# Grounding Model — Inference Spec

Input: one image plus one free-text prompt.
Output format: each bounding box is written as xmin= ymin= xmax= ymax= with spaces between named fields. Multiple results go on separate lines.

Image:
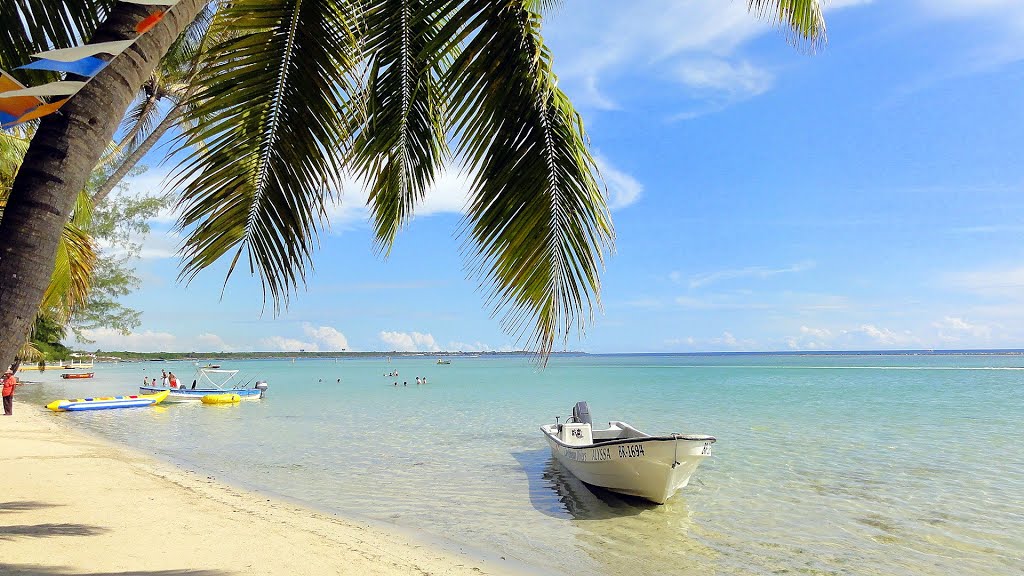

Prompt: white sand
xmin=1 ymin=404 xmax=527 ymax=575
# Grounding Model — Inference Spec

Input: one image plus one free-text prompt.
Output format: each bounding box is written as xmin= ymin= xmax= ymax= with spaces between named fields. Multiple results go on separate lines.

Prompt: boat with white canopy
xmin=140 ymin=367 xmax=268 ymax=403
xmin=541 ymin=401 xmax=716 ymax=504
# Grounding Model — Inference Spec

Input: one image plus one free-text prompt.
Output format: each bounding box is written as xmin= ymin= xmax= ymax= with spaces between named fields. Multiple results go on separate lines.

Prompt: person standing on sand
xmin=2 ymin=368 xmax=18 ymax=415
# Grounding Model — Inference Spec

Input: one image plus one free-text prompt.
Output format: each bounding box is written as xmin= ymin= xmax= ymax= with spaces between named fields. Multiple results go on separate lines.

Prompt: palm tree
xmin=0 ymin=1 xmax=826 ymax=370
xmin=1 ymin=129 xmax=96 ymax=369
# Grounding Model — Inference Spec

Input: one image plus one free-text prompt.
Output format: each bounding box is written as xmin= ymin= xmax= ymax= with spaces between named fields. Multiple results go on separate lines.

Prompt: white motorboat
xmin=141 ymin=367 xmax=268 ymax=403
xmin=541 ymin=402 xmax=716 ymax=504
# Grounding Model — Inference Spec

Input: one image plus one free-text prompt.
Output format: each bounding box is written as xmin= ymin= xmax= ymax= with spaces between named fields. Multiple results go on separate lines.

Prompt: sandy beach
xmin=1 ymin=405 xmax=526 ymax=576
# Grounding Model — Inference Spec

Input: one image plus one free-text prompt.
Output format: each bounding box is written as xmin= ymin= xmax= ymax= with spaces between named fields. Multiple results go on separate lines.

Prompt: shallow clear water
xmin=21 ymin=354 xmax=1024 ymax=575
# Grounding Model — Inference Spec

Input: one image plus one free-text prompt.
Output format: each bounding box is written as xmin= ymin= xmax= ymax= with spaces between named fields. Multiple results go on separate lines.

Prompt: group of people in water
xmin=142 ymin=370 xmax=196 ymax=389
xmin=385 ymin=371 xmax=427 ymax=386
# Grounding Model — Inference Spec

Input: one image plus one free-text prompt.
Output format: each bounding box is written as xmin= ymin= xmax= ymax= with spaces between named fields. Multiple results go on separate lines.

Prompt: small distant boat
xmin=541 ymin=402 xmax=716 ymax=504
xmin=141 ymin=367 xmax=267 ymax=403
xmin=201 ymin=393 xmax=240 ymax=405
xmin=47 ymin=390 xmax=169 ymax=412
xmin=200 ymin=363 xmax=221 ymax=369
xmin=60 ymin=372 xmax=95 ymax=379
xmin=437 ymin=358 xmax=451 ymax=365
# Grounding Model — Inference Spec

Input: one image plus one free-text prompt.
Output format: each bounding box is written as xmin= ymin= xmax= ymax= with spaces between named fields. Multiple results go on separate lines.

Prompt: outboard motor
xmin=571 ymin=401 xmax=592 ymax=425
xmin=255 ymin=380 xmax=269 ymax=398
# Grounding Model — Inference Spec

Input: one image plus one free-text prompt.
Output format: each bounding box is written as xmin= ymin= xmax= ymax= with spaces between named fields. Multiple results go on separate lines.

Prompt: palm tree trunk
xmin=0 ymin=1 xmax=209 ymax=371
xmin=92 ymin=102 xmax=183 ymax=206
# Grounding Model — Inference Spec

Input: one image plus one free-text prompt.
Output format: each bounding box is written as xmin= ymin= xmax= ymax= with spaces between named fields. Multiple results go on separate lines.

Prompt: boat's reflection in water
xmin=515 ymin=449 xmax=716 ymax=575
xmin=540 ymin=456 xmax=658 ymax=519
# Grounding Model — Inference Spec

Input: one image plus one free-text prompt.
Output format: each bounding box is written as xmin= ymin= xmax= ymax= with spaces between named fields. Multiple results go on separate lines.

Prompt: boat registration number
xmin=618 ymin=444 xmax=645 ymax=458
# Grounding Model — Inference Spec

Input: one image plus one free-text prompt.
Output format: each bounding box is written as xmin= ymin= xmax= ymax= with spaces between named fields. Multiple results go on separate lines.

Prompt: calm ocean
xmin=21 ymin=354 xmax=1024 ymax=575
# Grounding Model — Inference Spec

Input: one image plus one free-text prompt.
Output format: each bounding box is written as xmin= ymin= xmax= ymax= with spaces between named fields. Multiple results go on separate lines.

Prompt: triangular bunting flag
xmin=32 ymin=40 xmax=136 ymax=63
xmin=0 ymin=81 xmax=87 ymax=98
xmin=136 ymin=11 xmax=166 ymax=35
xmin=2 ymin=98 xmax=70 ymax=128
xmin=0 ymin=69 xmax=43 ymax=122
xmin=19 ymin=56 xmax=108 ymax=77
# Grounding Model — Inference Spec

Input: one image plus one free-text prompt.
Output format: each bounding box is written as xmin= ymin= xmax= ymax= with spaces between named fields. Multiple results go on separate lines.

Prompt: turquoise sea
xmin=20 ymin=354 xmax=1024 ymax=575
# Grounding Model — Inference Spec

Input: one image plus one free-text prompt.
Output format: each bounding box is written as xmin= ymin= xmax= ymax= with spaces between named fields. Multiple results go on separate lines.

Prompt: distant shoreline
xmin=71 ymin=348 xmax=1024 ymax=362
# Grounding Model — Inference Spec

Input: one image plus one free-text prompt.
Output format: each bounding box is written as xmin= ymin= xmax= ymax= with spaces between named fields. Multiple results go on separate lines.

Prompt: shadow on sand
xmin=0 ymin=501 xmax=62 ymax=514
xmin=0 ymin=523 xmax=108 ymax=541
xmin=0 ymin=566 xmax=230 ymax=576
xmin=511 ymin=449 xmax=659 ymax=520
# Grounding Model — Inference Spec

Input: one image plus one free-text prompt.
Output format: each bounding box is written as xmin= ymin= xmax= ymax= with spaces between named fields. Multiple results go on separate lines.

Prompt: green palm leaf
xmin=40 ymin=190 xmax=96 ymax=321
xmin=350 ymin=0 xmax=450 ymax=253
xmin=748 ymin=0 xmax=827 ymax=50
xmin=173 ymin=0 xmax=360 ymax=310
xmin=440 ymin=0 xmax=613 ymax=357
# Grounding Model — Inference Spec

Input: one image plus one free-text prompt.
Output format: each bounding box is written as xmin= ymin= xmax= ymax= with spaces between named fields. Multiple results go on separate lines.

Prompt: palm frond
xmin=351 ymin=0 xmax=450 ymax=253
xmin=17 ymin=341 xmax=43 ymax=363
xmin=442 ymin=0 xmax=613 ymax=358
xmin=1 ymin=129 xmax=31 ymax=195
xmin=39 ymin=190 xmax=96 ymax=320
xmin=748 ymin=0 xmax=827 ymax=51
xmin=173 ymin=0 xmax=360 ymax=310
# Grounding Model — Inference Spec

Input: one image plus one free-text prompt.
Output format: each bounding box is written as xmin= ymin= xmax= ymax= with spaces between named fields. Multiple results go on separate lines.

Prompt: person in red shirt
xmin=2 ymin=368 xmax=17 ymax=416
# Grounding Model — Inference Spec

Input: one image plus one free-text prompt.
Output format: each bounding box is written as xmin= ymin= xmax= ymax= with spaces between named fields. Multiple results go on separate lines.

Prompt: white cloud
xmin=674 ymin=58 xmax=774 ymax=98
xmin=686 ymin=261 xmax=815 ymax=289
xmin=448 ymin=341 xmax=493 ymax=352
xmin=801 ymin=325 xmax=832 ymax=339
xmin=888 ymin=1 xmax=1024 ymax=96
xmin=72 ymin=329 xmax=256 ymax=353
xmin=75 ymin=328 xmax=180 ymax=351
xmin=595 ymin=154 xmax=643 ymax=210
xmin=196 ymin=332 xmax=235 ymax=352
xmin=850 ymin=324 xmax=918 ymax=347
xmin=545 ymin=0 xmax=865 ymax=112
xmin=931 ymin=316 xmax=992 ymax=342
xmin=135 ymin=229 xmax=180 ymax=260
xmin=260 ymin=336 xmax=319 ymax=352
xmin=379 ymin=331 xmax=441 ymax=352
xmin=302 ymin=324 xmax=350 ymax=351
xmin=666 ymin=331 xmax=756 ymax=351
xmin=784 ymin=325 xmax=834 ymax=350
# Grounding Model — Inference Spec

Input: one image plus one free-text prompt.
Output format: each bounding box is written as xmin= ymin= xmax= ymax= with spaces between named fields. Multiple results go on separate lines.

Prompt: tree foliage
xmin=72 ymin=171 xmax=172 ymax=342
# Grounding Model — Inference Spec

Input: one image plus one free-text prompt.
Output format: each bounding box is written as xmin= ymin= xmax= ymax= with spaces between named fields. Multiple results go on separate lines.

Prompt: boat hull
xmin=60 ymin=372 xmax=94 ymax=379
xmin=47 ymin=390 xmax=169 ymax=412
xmin=542 ymin=426 xmax=715 ymax=504
xmin=139 ymin=386 xmax=262 ymax=403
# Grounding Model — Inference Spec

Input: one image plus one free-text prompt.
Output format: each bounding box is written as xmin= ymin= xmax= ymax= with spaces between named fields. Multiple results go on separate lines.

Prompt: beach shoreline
xmin=1 ymin=405 xmax=529 ymax=576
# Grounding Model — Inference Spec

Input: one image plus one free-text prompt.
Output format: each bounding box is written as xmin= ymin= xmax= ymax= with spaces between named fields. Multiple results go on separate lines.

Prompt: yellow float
xmin=201 ymin=393 xmax=241 ymax=405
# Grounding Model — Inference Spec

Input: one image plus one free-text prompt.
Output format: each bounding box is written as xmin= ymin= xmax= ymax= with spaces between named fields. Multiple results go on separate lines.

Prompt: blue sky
xmin=74 ymin=0 xmax=1024 ymax=354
